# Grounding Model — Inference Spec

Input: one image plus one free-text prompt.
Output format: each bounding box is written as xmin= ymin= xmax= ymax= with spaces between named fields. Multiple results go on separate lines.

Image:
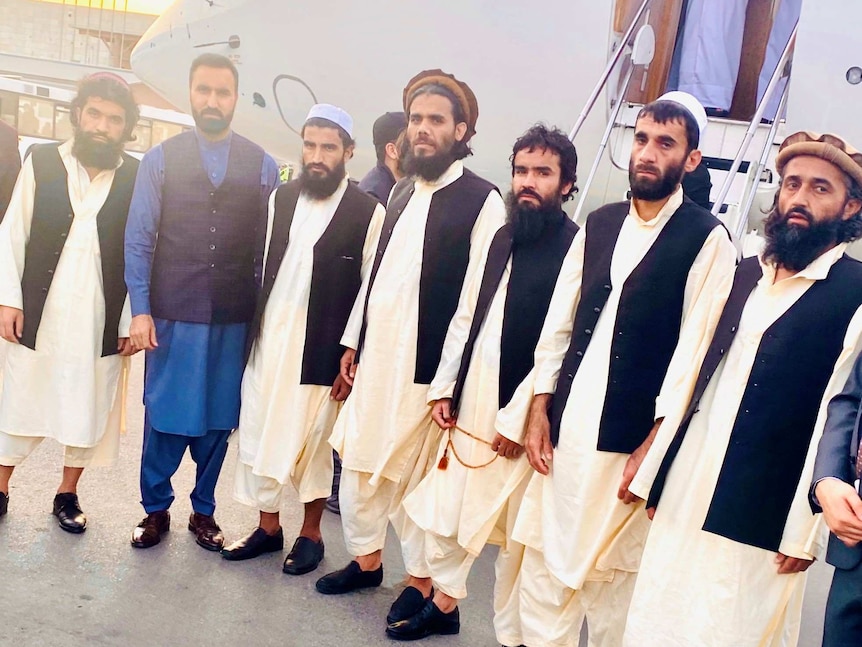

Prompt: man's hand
xmin=525 ymin=394 xmax=553 ymax=475
xmin=0 ymin=306 xmax=23 ymax=344
xmin=618 ymin=420 xmax=661 ymax=504
xmin=117 ymin=337 xmax=138 ymax=356
xmin=775 ymin=552 xmax=815 ymax=574
xmin=492 ymin=433 xmax=524 ymax=459
xmin=340 ymin=348 xmax=357 ymax=386
xmin=815 ymin=478 xmax=862 ymax=547
xmin=330 ymin=373 xmax=352 ymax=401
xmin=129 ymin=314 xmax=158 ymax=351
xmin=431 ymin=398 xmax=456 ymax=430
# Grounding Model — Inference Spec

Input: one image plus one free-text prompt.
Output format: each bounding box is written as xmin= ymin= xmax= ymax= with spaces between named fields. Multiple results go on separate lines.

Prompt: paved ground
xmin=0 ymin=354 xmax=833 ymax=646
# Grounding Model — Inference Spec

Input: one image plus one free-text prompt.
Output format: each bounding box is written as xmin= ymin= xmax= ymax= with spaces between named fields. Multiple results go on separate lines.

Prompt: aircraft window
xmin=152 ymin=120 xmax=184 ymax=146
xmin=0 ymin=91 xmax=18 ymax=129
xmin=54 ymin=105 xmax=73 ymax=141
xmin=18 ymin=97 xmax=53 ymax=137
xmin=127 ymin=119 xmax=153 ymax=153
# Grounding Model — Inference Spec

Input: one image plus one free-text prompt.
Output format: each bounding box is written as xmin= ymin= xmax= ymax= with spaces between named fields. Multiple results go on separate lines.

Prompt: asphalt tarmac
xmin=0 ymin=354 xmax=833 ymax=646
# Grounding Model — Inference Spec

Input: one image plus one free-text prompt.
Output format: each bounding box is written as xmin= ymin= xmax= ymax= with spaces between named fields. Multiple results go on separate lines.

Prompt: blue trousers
xmin=823 ymin=558 xmax=862 ymax=647
xmin=140 ymin=418 xmax=231 ymax=516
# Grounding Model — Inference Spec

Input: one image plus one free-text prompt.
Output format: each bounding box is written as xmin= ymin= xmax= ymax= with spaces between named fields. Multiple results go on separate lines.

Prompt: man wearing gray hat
xmin=358 ymin=111 xmax=407 ymax=204
xmin=220 ymin=104 xmax=385 ymax=573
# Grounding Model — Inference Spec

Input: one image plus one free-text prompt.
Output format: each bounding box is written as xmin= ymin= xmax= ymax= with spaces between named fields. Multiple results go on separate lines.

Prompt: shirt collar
xmin=195 ymin=128 xmax=232 ymax=151
xmin=415 ymin=159 xmax=464 ymax=190
xmin=758 ymin=242 xmax=849 ymax=284
xmin=628 ymin=185 xmax=685 ymax=227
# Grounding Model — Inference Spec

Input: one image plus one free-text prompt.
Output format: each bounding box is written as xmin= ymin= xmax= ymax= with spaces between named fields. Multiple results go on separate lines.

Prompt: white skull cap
xmin=655 ymin=91 xmax=708 ymax=144
xmin=305 ymin=103 xmax=354 ymax=139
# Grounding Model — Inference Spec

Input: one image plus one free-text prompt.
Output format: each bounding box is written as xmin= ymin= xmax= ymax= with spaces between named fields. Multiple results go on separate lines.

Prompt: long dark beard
xmin=72 ymin=129 xmax=123 ymax=170
xmin=505 ymin=190 xmax=565 ymax=245
xmin=403 ymin=146 xmax=456 ymax=182
xmin=762 ymin=207 xmax=848 ymax=271
xmin=299 ymin=160 xmax=346 ymax=200
xmin=193 ymin=107 xmax=234 ymax=135
xmin=629 ymin=157 xmax=686 ymax=202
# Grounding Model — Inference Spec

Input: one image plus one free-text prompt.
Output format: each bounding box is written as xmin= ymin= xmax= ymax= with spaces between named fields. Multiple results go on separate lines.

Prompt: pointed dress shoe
xmin=188 ymin=512 xmax=224 ymax=551
xmin=131 ymin=510 xmax=171 ymax=548
xmin=0 ymin=492 xmax=8 ymax=518
xmin=387 ymin=586 xmax=434 ymax=625
xmin=221 ymin=527 xmax=284 ymax=561
xmin=282 ymin=536 xmax=325 ymax=575
xmin=385 ymin=600 xmax=460 ymax=641
xmin=52 ymin=493 xmax=86 ymax=533
xmin=316 ymin=560 xmax=383 ymax=594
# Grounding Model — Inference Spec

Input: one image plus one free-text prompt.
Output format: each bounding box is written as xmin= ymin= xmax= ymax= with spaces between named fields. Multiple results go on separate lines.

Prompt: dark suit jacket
xmin=0 ymin=120 xmax=21 ymax=223
xmin=811 ymin=350 xmax=862 ymax=569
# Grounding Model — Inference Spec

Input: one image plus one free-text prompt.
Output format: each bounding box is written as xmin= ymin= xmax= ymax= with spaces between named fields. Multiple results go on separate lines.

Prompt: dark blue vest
xmin=151 ymin=131 xmax=266 ymax=324
xmin=21 ymin=143 xmax=138 ymax=356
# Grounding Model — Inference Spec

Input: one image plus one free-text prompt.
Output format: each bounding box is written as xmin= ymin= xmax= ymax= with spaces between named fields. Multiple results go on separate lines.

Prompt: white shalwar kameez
xmin=623 ymin=244 xmax=862 ymax=647
xmin=501 ymin=188 xmax=737 ymax=647
xmin=232 ymin=179 xmax=385 ymax=511
xmin=403 ymin=253 xmax=535 ymax=647
xmin=0 ymin=140 xmax=130 ymax=468
xmin=331 ymin=160 xmax=505 ymax=575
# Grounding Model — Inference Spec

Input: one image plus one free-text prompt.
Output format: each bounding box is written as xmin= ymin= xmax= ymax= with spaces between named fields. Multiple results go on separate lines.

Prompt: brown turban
xmin=402 ymin=69 xmax=479 ymax=141
xmin=776 ymin=131 xmax=862 ymax=188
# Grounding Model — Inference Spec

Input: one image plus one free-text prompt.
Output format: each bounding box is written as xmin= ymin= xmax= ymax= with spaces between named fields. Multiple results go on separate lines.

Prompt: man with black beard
xmin=125 ymin=54 xmax=279 ymax=551
xmin=0 ymin=72 xmax=140 ymax=529
xmin=394 ymin=125 xmax=579 ymax=642
xmin=220 ymin=105 xmax=384 ymax=574
xmin=500 ymin=92 xmax=737 ymax=647
xmin=316 ymin=69 xmax=506 ymax=632
xmin=622 ymin=131 xmax=862 ymax=646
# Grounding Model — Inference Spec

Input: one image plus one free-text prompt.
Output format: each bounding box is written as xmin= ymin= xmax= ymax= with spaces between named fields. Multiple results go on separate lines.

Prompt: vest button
xmin=210 ymin=244 xmax=216 ymax=250
xmin=210 ymin=227 xmax=216 ymax=233
xmin=60 ymin=232 xmax=67 ymax=238
xmin=41 ymin=287 xmax=47 ymax=292
xmin=210 ymin=264 xmax=215 ymax=268
xmin=47 ymin=269 xmax=53 ymax=275
xmin=54 ymin=251 xmax=60 ymax=256
xmin=567 ymin=373 xmax=574 ymax=380
xmin=719 ymin=348 xmax=725 ymax=355
xmin=212 ymin=209 xmax=217 ymax=214
xmin=68 ymin=213 xmax=73 ymax=219
xmin=604 ymin=284 xmax=611 ymax=290
xmin=576 ymin=351 xmax=584 ymax=357
xmin=730 ymin=326 xmax=737 ymax=333
xmin=593 ymin=307 xmax=600 ymax=313
xmin=585 ymin=329 xmax=592 ymax=335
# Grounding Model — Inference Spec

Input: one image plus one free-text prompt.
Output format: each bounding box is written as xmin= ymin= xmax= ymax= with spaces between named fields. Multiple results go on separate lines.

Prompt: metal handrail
xmin=568 ymin=0 xmax=654 ymax=142
xmin=734 ymin=82 xmax=791 ymax=240
xmin=710 ymin=23 xmax=798 ymax=219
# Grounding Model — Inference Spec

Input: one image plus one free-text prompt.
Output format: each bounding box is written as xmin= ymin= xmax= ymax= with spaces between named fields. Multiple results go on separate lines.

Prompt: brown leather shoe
xmin=131 ymin=510 xmax=170 ymax=548
xmin=188 ymin=512 xmax=224 ymax=551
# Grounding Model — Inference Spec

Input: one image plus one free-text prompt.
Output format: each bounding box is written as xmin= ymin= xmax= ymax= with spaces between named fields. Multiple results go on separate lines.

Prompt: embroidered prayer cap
xmin=776 ymin=131 xmax=862 ymax=187
xmin=655 ymin=91 xmax=709 ymax=142
xmin=403 ymin=69 xmax=479 ymax=141
xmin=372 ymin=111 xmax=407 ymax=146
xmin=305 ymin=103 xmax=354 ymax=139
xmin=84 ymin=71 xmax=131 ymax=90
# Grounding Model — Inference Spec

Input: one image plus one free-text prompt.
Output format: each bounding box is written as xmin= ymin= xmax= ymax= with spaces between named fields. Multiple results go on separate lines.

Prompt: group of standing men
xmin=0 ymin=51 xmax=860 ymax=647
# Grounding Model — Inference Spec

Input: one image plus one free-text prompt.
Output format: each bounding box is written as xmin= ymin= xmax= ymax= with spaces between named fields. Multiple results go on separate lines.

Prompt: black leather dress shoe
xmin=0 ymin=492 xmax=8 ymax=518
xmin=282 ymin=536 xmax=324 ymax=575
xmin=385 ymin=600 xmax=460 ymax=641
xmin=387 ymin=586 xmax=433 ymax=625
xmin=315 ymin=560 xmax=383 ymax=594
xmin=221 ymin=527 xmax=284 ymax=561
xmin=52 ymin=493 xmax=86 ymax=533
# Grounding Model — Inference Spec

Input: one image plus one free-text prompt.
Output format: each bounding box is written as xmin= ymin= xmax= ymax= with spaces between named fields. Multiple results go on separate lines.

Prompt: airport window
xmin=54 ymin=105 xmax=73 ymax=141
xmin=18 ymin=97 xmax=54 ymax=138
xmin=0 ymin=91 xmax=18 ymax=129
xmin=128 ymin=119 xmax=153 ymax=152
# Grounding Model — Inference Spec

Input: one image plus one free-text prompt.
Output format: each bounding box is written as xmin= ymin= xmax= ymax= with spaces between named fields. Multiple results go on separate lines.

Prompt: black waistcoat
xmin=549 ymin=199 xmax=721 ymax=452
xmin=355 ymin=167 xmax=498 ymax=385
xmin=647 ymin=255 xmax=862 ymax=552
xmin=20 ymin=143 xmax=138 ymax=356
xmin=451 ymin=216 xmax=579 ymax=412
xmin=247 ymin=180 xmax=379 ymax=385
xmin=151 ymin=131 xmax=266 ymax=324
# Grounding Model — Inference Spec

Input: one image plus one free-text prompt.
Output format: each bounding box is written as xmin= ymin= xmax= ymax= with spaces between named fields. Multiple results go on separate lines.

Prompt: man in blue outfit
xmin=125 ymin=53 xmax=279 ymax=550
